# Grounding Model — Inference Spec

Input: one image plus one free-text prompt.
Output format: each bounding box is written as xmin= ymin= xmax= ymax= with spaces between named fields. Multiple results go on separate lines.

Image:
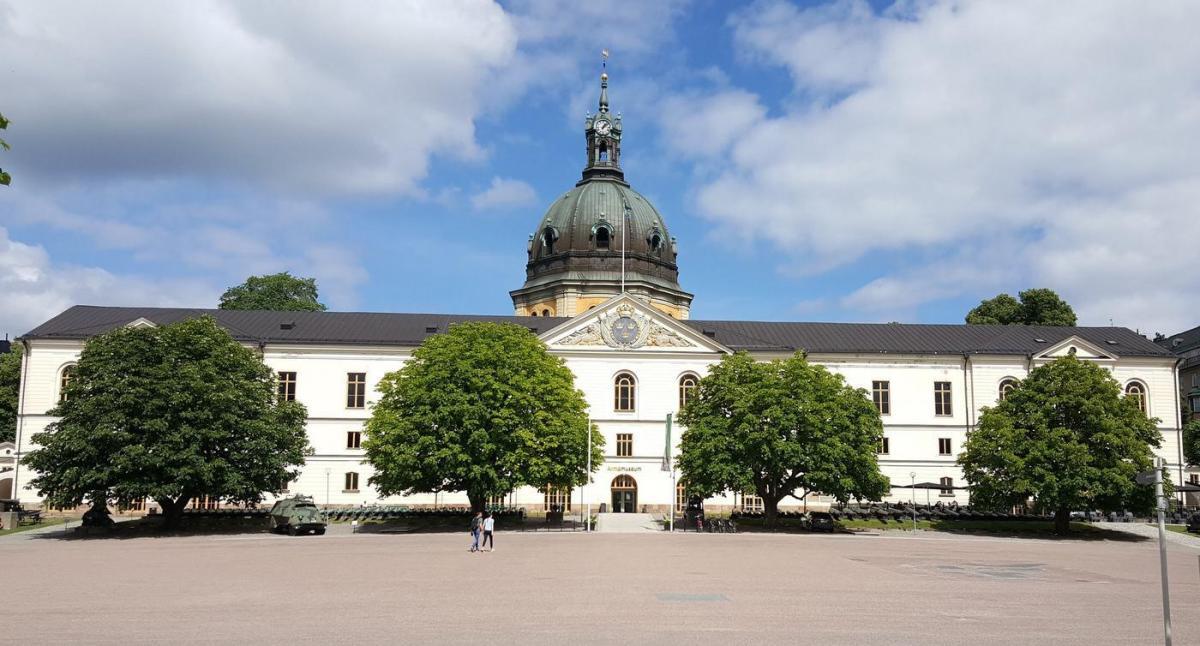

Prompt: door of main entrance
xmin=610 ymin=475 xmax=638 ymax=513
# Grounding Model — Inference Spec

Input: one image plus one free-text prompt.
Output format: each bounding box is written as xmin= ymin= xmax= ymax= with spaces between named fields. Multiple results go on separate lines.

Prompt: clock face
xmin=595 ymin=119 xmax=611 ymax=135
xmin=611 ymin=316 xmax=639 ymax=344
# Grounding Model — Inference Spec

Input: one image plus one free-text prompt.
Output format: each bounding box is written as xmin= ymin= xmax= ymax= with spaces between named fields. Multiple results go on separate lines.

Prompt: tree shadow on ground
xmin=32 ymin=516 xmax=276 ymax=541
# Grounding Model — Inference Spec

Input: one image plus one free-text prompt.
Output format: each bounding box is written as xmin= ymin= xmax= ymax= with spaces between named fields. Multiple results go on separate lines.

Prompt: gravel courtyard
xmin=4 ymin=526 xmax=1199 ymax=645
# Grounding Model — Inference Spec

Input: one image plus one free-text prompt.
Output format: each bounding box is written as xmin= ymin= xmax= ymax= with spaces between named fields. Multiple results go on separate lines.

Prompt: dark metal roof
xmin=19 ymin=305 xmax=1175 ymax=358
xmin=1158 ymin=324 xmax=1200 ymax=354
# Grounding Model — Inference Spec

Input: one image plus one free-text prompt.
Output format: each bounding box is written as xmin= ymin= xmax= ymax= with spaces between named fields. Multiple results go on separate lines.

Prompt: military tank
xmin=268 ymin=495 xmax=326 ymax=536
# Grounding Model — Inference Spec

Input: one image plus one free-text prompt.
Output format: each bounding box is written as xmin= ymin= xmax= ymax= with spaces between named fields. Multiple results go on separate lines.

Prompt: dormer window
xmin=541 ymin=226 xmax=559 ymax=255
xmin=594 ymin=224 xmax=612 ymax=250
xmin=647 ymin=228 xmax=664 ymax=253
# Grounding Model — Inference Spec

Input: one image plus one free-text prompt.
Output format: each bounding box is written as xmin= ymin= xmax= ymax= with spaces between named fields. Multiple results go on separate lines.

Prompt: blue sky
xmin=2 ymin=0 xmax=1198 ymax=338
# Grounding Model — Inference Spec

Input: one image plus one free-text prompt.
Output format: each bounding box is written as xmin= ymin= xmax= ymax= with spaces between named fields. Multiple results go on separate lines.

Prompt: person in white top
xmin=482 ymin=513 xmax=495 ymax=552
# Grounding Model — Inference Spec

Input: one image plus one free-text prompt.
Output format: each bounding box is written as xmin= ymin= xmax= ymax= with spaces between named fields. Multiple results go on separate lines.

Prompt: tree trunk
xmin=157 ymin=496 xmax=191 ymax=530
xmin=763 ymin=496 xmax=780 ymax=529
xmin=467 ymin=491 xmax=485 ymax=514
xmin=1053 ymin=506 xmax=1071 ymax=535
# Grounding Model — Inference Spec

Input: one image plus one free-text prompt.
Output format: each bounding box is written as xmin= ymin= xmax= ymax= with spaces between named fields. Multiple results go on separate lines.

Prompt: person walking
xmin=469 ymin=511 xmax=483 ymax=553
xmin=482 ymin=511 xmax=495 ymax=552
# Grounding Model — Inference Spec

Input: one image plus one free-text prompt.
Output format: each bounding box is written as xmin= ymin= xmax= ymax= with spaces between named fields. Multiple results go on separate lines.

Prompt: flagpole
xmin=586 ymin=418 xmax=592 ymax=532
xmin=620 ymin=199 xmax=631 ymax=293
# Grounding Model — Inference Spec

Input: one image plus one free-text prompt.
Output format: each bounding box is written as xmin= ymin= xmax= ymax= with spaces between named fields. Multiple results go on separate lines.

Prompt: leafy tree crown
xmin=23 ymin=316 xmax=310 ymax=511
xmin=959 ymin=354 xmax=1159 ymax=515
xmin=218 ymin=272 xmax=327 ymax=311
xmin=363 ymin=322 xmax=601 ymax=509
xmin=966 ymin=288 xmax=1076 ymax=326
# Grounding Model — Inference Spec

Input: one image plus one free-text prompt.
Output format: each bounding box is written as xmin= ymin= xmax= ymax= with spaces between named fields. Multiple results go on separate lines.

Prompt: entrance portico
xmin=610 ymin=474 xmax=638 ymax=513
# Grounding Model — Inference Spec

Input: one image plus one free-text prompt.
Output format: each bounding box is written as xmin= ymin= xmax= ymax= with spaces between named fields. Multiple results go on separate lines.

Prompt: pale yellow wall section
xmin=518 ymin=294 xmax=687 ymax=319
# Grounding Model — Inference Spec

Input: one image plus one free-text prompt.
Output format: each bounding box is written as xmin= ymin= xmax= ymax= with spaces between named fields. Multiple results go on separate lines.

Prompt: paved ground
xmin=4 ymin=526 xmax=1200 ymax=645
xmin=1095 ymin=521 xmax=1200 ymax=548
xmin=593 ymin=512 xmax=659 ymax=533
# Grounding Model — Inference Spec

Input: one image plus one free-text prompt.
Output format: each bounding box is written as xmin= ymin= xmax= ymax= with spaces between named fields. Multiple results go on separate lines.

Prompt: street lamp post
xmin=324 ymin=467 xmax=331 ymax=509
xmin=910 ymin=472 xmax=917 ymax=531
xmin=586 ymin=418 xmax=592 ymax=532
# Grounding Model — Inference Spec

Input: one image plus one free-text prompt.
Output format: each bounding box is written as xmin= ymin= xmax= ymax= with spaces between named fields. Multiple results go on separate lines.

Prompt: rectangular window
xmin=543 ymin=486 xmax=571 ymax=512
xmin=938 ymin=437 xmax=952 ymax=456
xmin=742 ymin=491 xmax=764 ymax=514
xmin=191 ymin=496 xmax=220 ymax=510
xmin=872 ymin=380 xmax=890 ymax=415
xmin=277 ymin=371 xmax=296 ymax=402
xmin=879 ymin=437 xmax=890 ymax=455
xmin=939 ymin=477 xmax=954 ymax=496
xmin=1190 ymin=474 xmax=1199 ymax=486
xmin=346 ymin=431 xmax=362 ymax=449
xmin=347 ymin=372 xmax=366 ymax=409
xmin=344 ymin=472 xmax=359 ymax=493
xmin=675 ymin=484 xmax=688 ymax=513
xmin=934 ymin=381 xmax=953 ymax=416
xmin=487 ymin=494 xmax=508 ymax=508
xmin=616 ymin=433 xmax=633 ymax=457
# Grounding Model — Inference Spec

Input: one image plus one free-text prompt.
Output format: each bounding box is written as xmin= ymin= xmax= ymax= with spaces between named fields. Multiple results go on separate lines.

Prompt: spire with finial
xmin=599 ymin=49 xmax=609 ymax=113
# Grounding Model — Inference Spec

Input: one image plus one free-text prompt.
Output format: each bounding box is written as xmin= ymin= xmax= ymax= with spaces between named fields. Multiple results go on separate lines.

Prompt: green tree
xmin=966 ymin=288 xmax=1077 ymax=326
xmin=364 ymin=322 xmax=601 ymax=512
xmin=23 ymin=317 xmax=309 ymax=528
xmin=958 ymin=355 xmax=1159 ymax=534
xmin=1 ymin=111 xmax=11 ymax=186
xmin=0 ymin=344 xmax=22 ymax=443
xmin=218 ymin=272 xmax=327 ymax=311
xmin=1183 ymin=419 xmax=1200 ymax=467
xmin=677 ymin=351 xmax=889 ymax=528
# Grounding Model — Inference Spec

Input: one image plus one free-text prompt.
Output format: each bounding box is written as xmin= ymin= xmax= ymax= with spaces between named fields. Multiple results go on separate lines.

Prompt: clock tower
xmin=510 ymin=64 xmax=693 ymax=319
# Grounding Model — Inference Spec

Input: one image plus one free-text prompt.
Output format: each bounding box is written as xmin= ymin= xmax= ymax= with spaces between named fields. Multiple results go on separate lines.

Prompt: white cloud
xmin=470 ymin=177 xmax=538 ymax=212
xmin=0 ymin=228 xmax=216 ymax=338
xmin=687 ymin=0 xmax=1200 ymax=332
xmin=0 ymin=0 xmax=516 ymax=196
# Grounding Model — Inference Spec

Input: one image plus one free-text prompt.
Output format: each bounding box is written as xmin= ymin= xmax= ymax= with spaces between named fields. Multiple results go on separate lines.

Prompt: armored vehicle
xmin=268 ymin=495 xmax=326 ymax=536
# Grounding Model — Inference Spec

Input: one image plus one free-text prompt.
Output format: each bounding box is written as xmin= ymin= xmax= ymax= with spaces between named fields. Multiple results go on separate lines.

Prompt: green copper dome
xmin=529 ymin=178 xmax=675 ymax=262
xmin=511 ymin=66 xmax=692 ymax=318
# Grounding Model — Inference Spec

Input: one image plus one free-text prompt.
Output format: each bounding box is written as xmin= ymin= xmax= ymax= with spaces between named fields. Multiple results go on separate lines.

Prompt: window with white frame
xmin=879 ymin=436 xmax=890 ymax=455
xmin=59 ymin=365 xmax=77 ymax=403
xmin=542 ymin=485 xmax=571 ymax=512
xmin=938 ymin=438 xmax=952 ymax=455
xmin=678 ymin=374 xmax=698 ymax=409
xmin=344 ymin=472 xmax=360 ymax=492
xmin=614 ymin=372 xmax=636 ymax=412
xmin=346 ymin=431 xmax=362 ymax=449
xmin=939 ymin=477 xmax=954 ymax=496
xmin=1125 ymin=381 xmax=1147 ymax=415
xmin=742 ymin=491 xmax=764 ymax=513
xmin=999 ymin=378 xmax=1018 ymax=402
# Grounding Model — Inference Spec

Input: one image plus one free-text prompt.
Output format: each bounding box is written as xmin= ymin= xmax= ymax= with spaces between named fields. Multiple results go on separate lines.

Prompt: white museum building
xmin=4 ymin=71 xmax=1191 ymax=513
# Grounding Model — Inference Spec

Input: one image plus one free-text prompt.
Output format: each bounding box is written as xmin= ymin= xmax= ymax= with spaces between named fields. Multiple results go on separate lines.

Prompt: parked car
xmin=268 ymin=496 xmax=326 ymax=536
xmin=1187 ymin=512 xmax=1200 ymax=534
xmin=806 ymin=511 xmax=835 ymax=532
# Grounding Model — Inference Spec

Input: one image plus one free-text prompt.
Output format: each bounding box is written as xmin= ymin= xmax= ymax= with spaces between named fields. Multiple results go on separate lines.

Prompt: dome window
xmin=541 ymin=226 xmax=559 ymax=255
xmin=647 ymin=228 xmax=664 ymax=253
xmin=593 ymin=223 xmax=613 ymax=250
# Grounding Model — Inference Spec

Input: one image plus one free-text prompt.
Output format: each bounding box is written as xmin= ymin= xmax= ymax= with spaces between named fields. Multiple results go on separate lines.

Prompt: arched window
xmin=595 ymin=226 xmax=611 ymax=250
xmin=1125 ymin=381 xmax=1147 ymax=414
xmin=999 ymin=378 xmax=1019 ymax=402
xmin=647 ymin=228 xmax=664 ymax=253
xmin=614 ymin=372 xmax=636 ymax=412
xmin=530 ymin=311 xmax=538 ymax=317
xmin=678 ymin=374 xmax=698 ymax=409
xmin=59 ymin=365 xmax=77 ymax=403
xmin=542 ymin=309 xmax=551 ymax=317
xmin=541 ymin=226 xmax=558 ymax=255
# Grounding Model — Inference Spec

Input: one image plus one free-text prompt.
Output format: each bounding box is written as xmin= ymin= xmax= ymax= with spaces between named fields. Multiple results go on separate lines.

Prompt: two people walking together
xmin=469 ymin=511 xmax=495 ymax=553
